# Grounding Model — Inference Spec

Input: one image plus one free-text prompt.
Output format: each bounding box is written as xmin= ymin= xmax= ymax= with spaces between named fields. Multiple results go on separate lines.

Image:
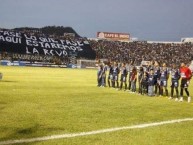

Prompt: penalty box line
xmin=0 ymin=118 xmax=193 ymax=145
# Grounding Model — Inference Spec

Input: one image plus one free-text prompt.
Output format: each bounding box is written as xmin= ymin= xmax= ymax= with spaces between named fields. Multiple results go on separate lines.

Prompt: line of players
xmin=97 ymin=61 xmax=192 ymax=103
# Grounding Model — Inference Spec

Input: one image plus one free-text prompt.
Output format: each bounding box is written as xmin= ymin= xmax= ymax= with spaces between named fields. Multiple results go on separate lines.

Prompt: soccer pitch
xmin=0 ymin=66 xmax=193 ymax=145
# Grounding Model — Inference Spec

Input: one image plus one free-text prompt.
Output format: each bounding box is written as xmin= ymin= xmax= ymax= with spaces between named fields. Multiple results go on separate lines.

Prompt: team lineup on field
xmin=97 ymin=61 xmax=192 ymax=103
xmin=1 ymin=66 xmax=193 ymax=145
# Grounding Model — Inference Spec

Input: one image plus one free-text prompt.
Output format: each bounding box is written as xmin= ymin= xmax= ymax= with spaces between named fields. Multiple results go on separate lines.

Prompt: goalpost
xmin=77 ymin=59 xmax=97 ymax=69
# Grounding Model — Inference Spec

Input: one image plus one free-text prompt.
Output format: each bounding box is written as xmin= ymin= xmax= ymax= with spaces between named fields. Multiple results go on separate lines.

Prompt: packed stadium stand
xmin=89 ymin=40 xmax=193 ymax=66
xmin=1 ymin=27 xmax=193 ymax=67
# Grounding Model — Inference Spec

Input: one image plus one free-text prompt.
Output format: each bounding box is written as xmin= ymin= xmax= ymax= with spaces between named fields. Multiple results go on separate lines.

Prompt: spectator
xmin=89 ymin=40 xmax=193 ymax=66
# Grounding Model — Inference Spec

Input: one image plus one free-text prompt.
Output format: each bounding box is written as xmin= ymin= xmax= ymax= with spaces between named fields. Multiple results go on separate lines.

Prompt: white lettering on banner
xmin=97 ymin=32 xmax=130 ymax=40
xmin=39 ymin=42 xmax=45 ymax=47
xmin=25 ymin=38 xmax=85 ymax=49
xmin=63 ymin=45 xmax=70 ymax=50
xmin=63 ymin=50 xmax=68 ymax=56
xmin=105 ymin=33 xmax=119 ymax=38
xmin=39 ymin=37 xmax=58 ymax=43
xmin=24 ymin=34 xmax=83 ymax=50
xmin=0 ymin=35 xmax=5 ymax=41
xmin=30 ymin=41 xmax=38 ymax=47
xmin=43 ymin=49 xmax=50 ymax=55
xmin=47 ymin=38 xmax=58 ymax=43
xmin=66 ymin=40 xmax=73 ymax=46
xmin=55 ymin=50 xmax=63 ymax=56
xmin=39 ymin=37 xmax=47 ymax=42
xmin=5 ymin=37 xmax=12 ymax=42
xmin=0 ymin=31 xmax=21 ymax=37
xmin=120 ymin=34 xmax=129 ymax=39
xmin=33 ymin=48 xmax=39 ymax=54
xmin=50 ymin=50 xmax=54 ymax=56
xmin=26 ymin=47 xmax=40 ymax=54
xmin=69 ymin=40 xmax=77 ymax=46
xmin=60 ymin=40 xmax=83 ymax=47
xmin=26 ymin=40 xmax=32 ymax=46
xmin=26 ymin=47 xmax=31 ymax=54
xmin=50 ymin=43 xmax=58 ymax=49
xmin=44 ymin=43 xmax=51 ymax=48
xmin=0 ymin=30 xmax=96 ymax=58
xmin=24 ymin=34 xmax=37 ymax=40
xmin=0 ymin=35 xmax=22 ymax=44
xmin=105 ymin=33 xmax=128 ymax=38
xmin=26 ymin=47 xmax=68 ymax=57
xmin=69 ymin=46 xmax=76 ymax=52
xmin=60 ymin=40 xmax=66 ymax=45
xmin=56 ymin=44 xmax=63 ymax=49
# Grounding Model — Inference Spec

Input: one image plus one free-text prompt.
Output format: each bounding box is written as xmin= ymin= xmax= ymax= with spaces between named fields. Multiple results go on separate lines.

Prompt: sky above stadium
xmin=0 ymin=0 xmax=193 ymax=41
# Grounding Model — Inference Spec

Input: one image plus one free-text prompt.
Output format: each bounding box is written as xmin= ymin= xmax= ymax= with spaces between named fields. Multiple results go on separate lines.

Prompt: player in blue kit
xmin=154 ymin=61 xmax=161 ymax=96
xmin=141 ymin=71 xmax=149 ymax=95
xmin=128 ymin=61 xmax=134 ymax=91
xmin=159 ymin=63 xmax=169 ymax=97
xmin=169 ymin=64 xmax=181 ymax=101
xmin=112 ymin=62 xmax=120 ymax=88
xmin=107 ymin=62 xmax=114 ymax=88
xmin=97 ymin=64 xmax=103 ymax=87
xmin=101 ymin=62 xmax=108 ymax=87
xmin=119 ymin=63 xmax=128 ymax=91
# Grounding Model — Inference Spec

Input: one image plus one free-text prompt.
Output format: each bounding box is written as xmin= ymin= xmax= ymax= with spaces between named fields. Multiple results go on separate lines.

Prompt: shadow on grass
xmin=0 ymin=80 xmax=18 ymax=83
xmin=0 ymin=124 xmax=40 ymax=142
xmin=0 ymin=124 xmax=66 ymax=143
xmin=17 ymin=127 xmax=37 ymax=135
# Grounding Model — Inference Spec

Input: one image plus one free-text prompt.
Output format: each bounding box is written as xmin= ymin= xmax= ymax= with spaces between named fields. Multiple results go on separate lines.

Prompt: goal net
xmin=77 ymin=59 xmax=97 ymax=68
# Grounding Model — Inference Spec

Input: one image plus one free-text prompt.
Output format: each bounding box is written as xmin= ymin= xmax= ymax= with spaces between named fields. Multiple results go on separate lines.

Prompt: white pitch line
xmin=1 ymin=118 xmax=193 ymax=145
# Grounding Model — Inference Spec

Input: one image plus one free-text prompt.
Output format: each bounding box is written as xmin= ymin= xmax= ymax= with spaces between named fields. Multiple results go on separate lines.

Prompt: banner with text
xmin=97 ymin=32 xmax=130 ymax=41
xmin=0 ymin=30 xmax=96 ymax=60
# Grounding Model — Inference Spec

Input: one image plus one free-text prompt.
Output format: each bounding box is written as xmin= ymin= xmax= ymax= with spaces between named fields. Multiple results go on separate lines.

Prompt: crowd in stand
xmin=89 ymin=40 xmax=193 ymax=66
xmin=1 ymin=28 xmax=193 ymax=67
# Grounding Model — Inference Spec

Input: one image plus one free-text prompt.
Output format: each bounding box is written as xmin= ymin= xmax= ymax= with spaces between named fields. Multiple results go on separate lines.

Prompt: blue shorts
xmin=113 ymin=75 xmax=118 ymax=81
xmin=160 ymin=80 xmax=167 ymax=87
xmin=171 ymin=81 xmax=178 ymax=88
xmin=120 ymin=75 xmax=127 ymax=82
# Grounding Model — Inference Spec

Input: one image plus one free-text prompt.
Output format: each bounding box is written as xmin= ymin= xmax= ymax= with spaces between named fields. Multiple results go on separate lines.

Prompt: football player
xmin=159 ymin=63 xmax=169 ymax=97
xmin=119 ymin=63 xmax=128 ymax=91
xmin=169 ymin=64 xmax=181 ymax=101
xmin=179 ymin=62 xmax=192 ymax=103
xmin=107 ymin=62 xmax=113 ymax=88
xmin=112 ymin=62 xmax=120 ymax=88
xmin=154 ymin=61 xmax=161 ymax=96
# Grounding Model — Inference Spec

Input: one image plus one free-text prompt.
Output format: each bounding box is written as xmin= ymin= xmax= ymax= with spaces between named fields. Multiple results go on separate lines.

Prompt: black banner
xmin=0 ymin=30 xmax=96 ymax=59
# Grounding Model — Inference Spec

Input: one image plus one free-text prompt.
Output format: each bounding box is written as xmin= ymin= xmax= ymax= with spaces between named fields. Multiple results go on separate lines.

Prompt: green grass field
xmin=0 ymin=66 xmax=193 ymax=145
